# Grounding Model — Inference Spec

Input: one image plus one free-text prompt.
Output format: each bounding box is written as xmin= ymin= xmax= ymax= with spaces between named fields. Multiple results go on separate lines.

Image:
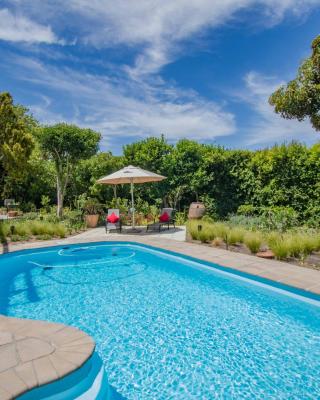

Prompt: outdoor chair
xmin=106 ymin=209 xmax=122 ymax=233
xmin=146 ymin=208 xmax=176 ymax=232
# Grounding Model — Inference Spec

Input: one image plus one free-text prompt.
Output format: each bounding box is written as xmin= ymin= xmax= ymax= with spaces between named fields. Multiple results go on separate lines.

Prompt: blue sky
xmin=0 ymin=1 xmax=319 ymax=154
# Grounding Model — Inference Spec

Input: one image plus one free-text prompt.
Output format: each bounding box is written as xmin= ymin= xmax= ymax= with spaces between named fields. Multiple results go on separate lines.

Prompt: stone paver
xmin=0 ymin=316 xmax=95 ymax=400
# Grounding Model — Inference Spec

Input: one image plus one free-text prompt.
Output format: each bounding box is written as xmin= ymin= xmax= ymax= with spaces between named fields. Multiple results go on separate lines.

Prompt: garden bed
xmin=0 ymin=212 xmax=87 ymax=244
xmin=187 ymin=221 xmax=320 ymax=271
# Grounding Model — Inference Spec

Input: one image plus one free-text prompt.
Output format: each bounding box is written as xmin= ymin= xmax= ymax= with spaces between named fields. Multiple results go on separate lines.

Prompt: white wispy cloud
xmin=2 ymin=0 xmax=319 ymax=150
xmin=8 ymin=54 xmax=235 ymax=146
xmin=6 ymin=0 xmax=320 ymax=73
xmin=66 ymin=0 xmax=320 ymax=75
xmin=239 ymin=71 xmax=316 ymax=146
xmin=0 ymin=8 xmax=60 ymax=44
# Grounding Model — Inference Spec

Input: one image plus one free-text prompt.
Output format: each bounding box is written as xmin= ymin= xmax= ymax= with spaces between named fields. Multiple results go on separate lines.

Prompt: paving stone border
xmin=0 ymin=316 xmax=95 ymax=400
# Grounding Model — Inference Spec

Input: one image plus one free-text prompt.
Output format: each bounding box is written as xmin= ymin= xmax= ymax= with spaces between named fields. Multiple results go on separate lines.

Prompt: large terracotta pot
xmin=85 ymin=214 xmax=99 ymax=228
xmin=188 ymin=202 xmax=206 ymax=219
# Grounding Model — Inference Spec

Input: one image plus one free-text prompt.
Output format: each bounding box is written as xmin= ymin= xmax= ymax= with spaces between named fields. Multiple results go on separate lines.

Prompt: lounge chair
xmin=146 ymin=208 xmax=176 ymax=232
xmin=106 ymin=209 xmax=122 ymax=233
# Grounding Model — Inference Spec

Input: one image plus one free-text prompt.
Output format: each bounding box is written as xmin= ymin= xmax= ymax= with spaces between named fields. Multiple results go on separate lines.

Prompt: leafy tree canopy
xmin=38 ymin=123 xmax=101 ymax=217
xmin=0 ymin=92 xmax=35 ymax=193
xmin=269 ymin=35 xmax=320 ymax=131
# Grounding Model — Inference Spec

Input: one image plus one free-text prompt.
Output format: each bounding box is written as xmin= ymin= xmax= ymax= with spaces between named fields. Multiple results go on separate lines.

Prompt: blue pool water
xmin=0 ymin=242 xmax=319 ymax=399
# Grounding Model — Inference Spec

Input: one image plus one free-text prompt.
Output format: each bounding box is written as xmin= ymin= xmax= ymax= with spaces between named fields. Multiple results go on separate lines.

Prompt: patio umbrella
xmin=97 ymin=165 xmax=166 ymax=229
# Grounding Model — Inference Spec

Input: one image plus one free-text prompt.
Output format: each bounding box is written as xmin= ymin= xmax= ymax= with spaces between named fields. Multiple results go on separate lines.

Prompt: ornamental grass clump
xmin=268 ymin=232 xmax=317 ymax=261
xmin=243 ymin=232 xmax=263 ymax=254
xmin=198 ymin=224 xmax=217 ymax=243
xmin=187 ymin=220 xmax=217 ymax=242
xmin=314 ymin=234 xmax=320 ymax=251
xmin=212 ymin=223 xmax=229 ymax=240
xmin=187 ymin=220 xmax=202 ymax=240
xmin=29 ymin=221 xmax=52 ymax=236
xmin=267 ymin=233 xmax=290 ymax=260
xmin=286 ymin=235 xmax=303 ymax=258
xmin=28 ymin=221 xmax=66 ymax=238
xmin=269 ymin=240 xmax=290 ymax=260
xmin=13 ymin=222 xmax=31 ymax=237
xmin=54 ymin=223 xmax=67 ymax=238
xmin=228 ymin=227 xmax=245 ymax=245
xmin=288 ymin=234 xmax=317 ymax=261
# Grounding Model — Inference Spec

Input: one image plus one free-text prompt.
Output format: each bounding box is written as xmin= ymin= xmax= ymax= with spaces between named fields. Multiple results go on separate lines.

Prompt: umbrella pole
xmin=130 ymin=179 xmax=135 ymax=228
xmin=113 ymin=185 xmax=118 ymax=205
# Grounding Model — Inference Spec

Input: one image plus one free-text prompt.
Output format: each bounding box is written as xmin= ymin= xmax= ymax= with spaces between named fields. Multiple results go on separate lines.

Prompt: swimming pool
xmin=0 ymin=242 xmax=319 ymax=399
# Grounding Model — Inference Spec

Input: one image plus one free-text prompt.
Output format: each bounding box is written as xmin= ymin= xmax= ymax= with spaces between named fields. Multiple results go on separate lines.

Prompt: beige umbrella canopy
xmin=97 ymin=165 xmax=166 ymax=228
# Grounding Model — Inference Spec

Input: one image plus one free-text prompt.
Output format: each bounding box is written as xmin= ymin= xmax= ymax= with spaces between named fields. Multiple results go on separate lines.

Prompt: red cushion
xmin=159 ymin=212 xmax=170 ymax=222
xmin=107 ymin=212 xmax=119 ymax=223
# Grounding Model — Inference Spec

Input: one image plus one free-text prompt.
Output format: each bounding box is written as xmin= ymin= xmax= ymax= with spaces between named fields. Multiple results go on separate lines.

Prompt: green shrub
xmin=20 ymin=202 xmax=36 ymax=212
xmin=175 ymin=212 xmax=186 ymax=226
xmin=237 ymin=204 xmax=257 ymax=216
xmin=199 ymin=194 xmax=218 ymax=219
xmin=106 ymin=197 xmax=129 ymax=214
xmin=43 ymin=214 xmax=60 ymax=223
xmin=260 ymin=206 xmax=299 ymax=232
xmin=21 ymin=212 xmax=39 ymax=220
xmin=304 ymin=205 xmax=320 ymax=228
xmin=244 ymin=232 xmax=262 ymax=253
xmin=228 ymin=214 xmax=264 ymax=230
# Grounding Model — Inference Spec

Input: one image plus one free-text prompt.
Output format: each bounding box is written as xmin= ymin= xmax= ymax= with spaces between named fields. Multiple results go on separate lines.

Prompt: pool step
xmin=18 ymin=352 xmax=111 ymax=400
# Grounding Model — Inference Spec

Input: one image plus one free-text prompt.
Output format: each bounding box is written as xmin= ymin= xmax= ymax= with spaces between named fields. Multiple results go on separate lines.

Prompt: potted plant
xmin=83 ymin=198 xmax=102 ymax=228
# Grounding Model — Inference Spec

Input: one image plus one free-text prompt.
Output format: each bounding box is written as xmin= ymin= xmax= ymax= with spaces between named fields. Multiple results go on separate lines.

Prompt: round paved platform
xmin=0 ymin=316 xmax=95 ymax=400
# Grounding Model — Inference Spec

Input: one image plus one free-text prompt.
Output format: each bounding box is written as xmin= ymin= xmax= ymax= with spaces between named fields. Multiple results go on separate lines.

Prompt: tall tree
xmin=38 ymin=123 xmax=101 ymax=217
xmin=269 ymin=35 xmax=320 ymax=131
xmin=69 ymin=152 xmax=124 ymax=204
xmin=0 ymin=92 xmax=34 ymax=195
